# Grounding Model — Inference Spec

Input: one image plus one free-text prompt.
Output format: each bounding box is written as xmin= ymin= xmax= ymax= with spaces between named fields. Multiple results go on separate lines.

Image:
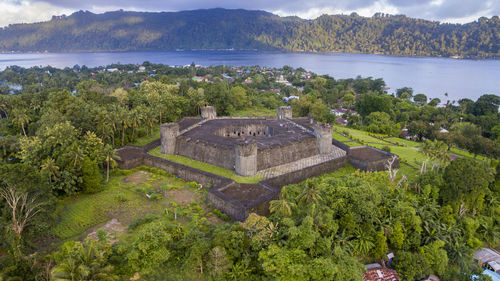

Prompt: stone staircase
xmin=257 ymin=145 xmax=347 ymax=179
xmin=284 ymin=118 xmax=315 ymax=135
xmin=178 ymin=119 xmax=209 ymax=135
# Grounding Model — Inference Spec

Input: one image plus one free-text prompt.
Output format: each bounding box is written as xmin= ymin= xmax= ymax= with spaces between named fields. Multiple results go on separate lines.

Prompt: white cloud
xmin=0 ymin=1 xmax=73 ymax=27
xmin=273 ymin=0 xmax=400 ymax=20
xmin=0 ymin=0 xmax=497 ymax=27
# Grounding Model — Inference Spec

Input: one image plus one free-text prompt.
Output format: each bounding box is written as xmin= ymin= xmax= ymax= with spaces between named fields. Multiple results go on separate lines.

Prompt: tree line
xmin=0 ymin=9 xmax=498 ymax=58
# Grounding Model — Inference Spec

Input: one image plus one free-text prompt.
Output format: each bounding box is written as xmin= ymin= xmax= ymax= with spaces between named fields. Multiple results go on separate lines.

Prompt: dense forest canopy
xmin=0 ymin=63 xmax=499 ymax=280
xmin=0 ymin=9 xmax=498 ymax=58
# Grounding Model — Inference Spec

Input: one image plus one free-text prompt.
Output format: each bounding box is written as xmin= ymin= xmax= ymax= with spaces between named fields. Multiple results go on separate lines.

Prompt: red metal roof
xmin=364 ymin=268 xmax=401 ymax=281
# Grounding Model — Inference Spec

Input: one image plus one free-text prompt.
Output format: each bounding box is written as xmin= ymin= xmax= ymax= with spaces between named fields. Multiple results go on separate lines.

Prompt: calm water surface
xmin=0 ymin=50 xmax=498 ymax=101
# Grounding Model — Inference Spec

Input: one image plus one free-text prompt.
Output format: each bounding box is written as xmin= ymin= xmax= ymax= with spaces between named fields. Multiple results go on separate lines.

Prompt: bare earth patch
xmin=87 ymin=218 xmax=126 ymax=243
xmin=167 ymin=189 xmax=198 ymax=206
xmin=207 ymin=215 xmax=225 ymax=224
xmin=123 ymin=170 xmax=150 ymax=184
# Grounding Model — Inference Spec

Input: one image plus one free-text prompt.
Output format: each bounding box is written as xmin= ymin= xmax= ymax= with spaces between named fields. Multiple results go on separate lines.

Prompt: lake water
xmin=0 ymin=50 xmax=498 ymax=101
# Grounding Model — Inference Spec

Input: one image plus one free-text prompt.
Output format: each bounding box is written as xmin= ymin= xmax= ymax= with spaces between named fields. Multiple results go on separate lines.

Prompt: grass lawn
xmin=333 ymin=125 xmax=386 ymax=144
xmin=149 ymin=147 xmax=263 ymax=184
xmin=450 ymin=147 xmax=489 ymax=161
xmin=232 ymin=107 xmax=275 ymax=117
xmin=51 ymin=167 xmax=202 ymax=240
xmin=332 ymin=131 xmax=355 ymax=142
xmin=130 ymin=130 xmax=160 ymax=146
xmin=384 ymin=137 xmax=422 ymax=148
xmin=370 ymin=143 xmax=425 ymax=166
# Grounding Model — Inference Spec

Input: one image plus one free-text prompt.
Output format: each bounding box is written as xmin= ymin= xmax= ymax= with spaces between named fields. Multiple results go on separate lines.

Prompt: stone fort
xmin=160 ymin=106 xmax=346 ymax=178
xmin=116 ymin=106 xmax=398 ymax=221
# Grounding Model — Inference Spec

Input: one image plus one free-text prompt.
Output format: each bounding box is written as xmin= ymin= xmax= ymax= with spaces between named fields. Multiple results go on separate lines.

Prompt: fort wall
xmin=256 ymin=137 xmax=319 ymax=170
xmin=160 ymin=123 xmax=179 ymax=154
xmin=175 ymin=137 xmax=235 ymax=170
xmin=235 ymin=142 xmax=258 ymax=176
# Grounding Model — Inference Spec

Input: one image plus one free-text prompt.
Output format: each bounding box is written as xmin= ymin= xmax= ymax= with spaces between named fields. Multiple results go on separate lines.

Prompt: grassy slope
xmin=149 ymin=147 xmax=263 ymax=184
xmin=52 ymin=167 xmax=201 ymax=240
xmin=330 ymin=125 xmax=493 ymax=181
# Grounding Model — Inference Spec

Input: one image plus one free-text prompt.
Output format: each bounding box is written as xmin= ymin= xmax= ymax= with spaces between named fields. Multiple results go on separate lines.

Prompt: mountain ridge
xmin=0 ymin=8 xmax=498 ymax=58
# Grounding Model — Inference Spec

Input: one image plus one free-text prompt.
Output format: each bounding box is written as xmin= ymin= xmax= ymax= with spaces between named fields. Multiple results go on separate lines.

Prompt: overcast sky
xmin=1 ymin=0 xmax=498 ymax=27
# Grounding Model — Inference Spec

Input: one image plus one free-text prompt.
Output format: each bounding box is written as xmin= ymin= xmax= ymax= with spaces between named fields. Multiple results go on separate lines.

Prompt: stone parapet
xmin=277 ymin=106 xmax=292 ymax=120
xmin=201 ymin=106 xmax=217 ymax=119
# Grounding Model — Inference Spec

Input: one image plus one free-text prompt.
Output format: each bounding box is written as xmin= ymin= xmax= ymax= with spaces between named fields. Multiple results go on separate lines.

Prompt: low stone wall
xmin=331 ymin=138 xmax=351 ymax=153
xmin=206 ymin=188 xmax=246 ymax=221
xmin=142 ymin=138 xmax=161 ymax=152
xmin=116 ymin=155 xmax=145 ymax=170
xmin=142 ymin=155 xmax=232 ymax=187
xmin=262 ymin=155 xmax=348 ymax=190
xmin=348 ymin=146 xmax=399 ymax=171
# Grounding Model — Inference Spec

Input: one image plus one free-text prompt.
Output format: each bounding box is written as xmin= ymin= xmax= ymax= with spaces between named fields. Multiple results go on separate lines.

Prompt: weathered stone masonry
xmin=116 ymin=106 xmax=399 ymax=221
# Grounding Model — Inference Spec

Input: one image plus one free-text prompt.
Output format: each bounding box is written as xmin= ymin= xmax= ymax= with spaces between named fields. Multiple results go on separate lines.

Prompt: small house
xmin=336 ymin=117 xmax=348 ymax=126
xmin=363 ymin=263 xmax=400 ymax=281
xmin=474 ymin=248 xmax=500 ymax=273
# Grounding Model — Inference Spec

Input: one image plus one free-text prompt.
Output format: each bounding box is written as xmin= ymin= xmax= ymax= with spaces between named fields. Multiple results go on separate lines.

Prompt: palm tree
xmin=130 ymin=108 xmax=143 ymax=140
xmin=103 ymin=144 xmax=119 ymax=182
xmin=433 ymin=141 xmax=450 ymax=171
xmin=296 ymin=181 xmax=323 ymax=206
xmin=69 ymin=144 xmax=85 ymax=167
xmin=41 ymin=157 xmax=59 ymax=183
xmin=269 ymin=199 xmax=295 ymax=217
xmin=120 ymin=110 xmax=131 ymax=146
xmin=420 ymin=140 xmax=433 ymax=174
xmin=12 ymin=107 xmax=31 ymax=136
xmin=352 ymin=228 xmax=374 ymax=256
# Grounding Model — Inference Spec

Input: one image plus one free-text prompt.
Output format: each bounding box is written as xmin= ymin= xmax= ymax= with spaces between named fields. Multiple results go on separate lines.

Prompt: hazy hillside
xmin=0 ymin=8 xmax=498 ymax=58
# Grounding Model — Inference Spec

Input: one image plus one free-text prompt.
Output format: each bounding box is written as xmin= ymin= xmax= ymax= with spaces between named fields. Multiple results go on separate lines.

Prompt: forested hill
xmin=0 ymin=8 xmax=498 ymax=58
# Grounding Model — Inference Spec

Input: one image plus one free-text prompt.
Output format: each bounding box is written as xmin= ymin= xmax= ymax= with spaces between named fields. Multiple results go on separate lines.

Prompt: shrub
xmin=96 ymin=228 xmax=107 ymax=242
xmin=128 ymin=214 xmax=159 ymax=231
xmin=381 ymin=146 xmax=391 ymax=153
xmin=115 ymin=193 xmax=128 ymax=202
xmin=213 ymin=209 xmax=231 ymax=222
xmin=81 ymin=157 xmax=103 ymax=193
xmin=149 ymin=193 xmax=159 ymax=200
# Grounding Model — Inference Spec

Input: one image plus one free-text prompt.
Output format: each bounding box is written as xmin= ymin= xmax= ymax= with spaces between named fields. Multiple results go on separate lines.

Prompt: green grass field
xmin=149 ymin=147 xmax=263 ymax=184
xmin=130 ymin=130 xmax=160 ymax=146
xmin=384 ymin=137 xmax=422 ymax=147
xmin=330 ymin=125 xmax=492 ymax=182
xmin=333 ymin=125 xmax=386 ymax=144
xmin=51 ymin=167 xmax=199 ymax=240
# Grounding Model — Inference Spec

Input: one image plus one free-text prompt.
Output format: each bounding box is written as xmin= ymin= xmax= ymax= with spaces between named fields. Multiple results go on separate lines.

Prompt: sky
xmin=0 ymin=0 xmax=498 ymax=27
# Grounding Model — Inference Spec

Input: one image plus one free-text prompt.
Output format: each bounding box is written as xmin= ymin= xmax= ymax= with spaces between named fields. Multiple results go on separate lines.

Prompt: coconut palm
xmin=41 ymin=157 xmax=60 ymax=183
xmin=69 ymin=144 xmax=85 ymax=167
xmin=12 ymin=107 xmax=31 ymax=136
xmin=352 ymin=228 xmax=374 ymax=256
xmin=296 ymin=181 xmax=323 ymax=207
xmin=269 ymin=199 xmax=295 ymax=217
xmin=103 ymin=144 xmax=120 ymax=182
